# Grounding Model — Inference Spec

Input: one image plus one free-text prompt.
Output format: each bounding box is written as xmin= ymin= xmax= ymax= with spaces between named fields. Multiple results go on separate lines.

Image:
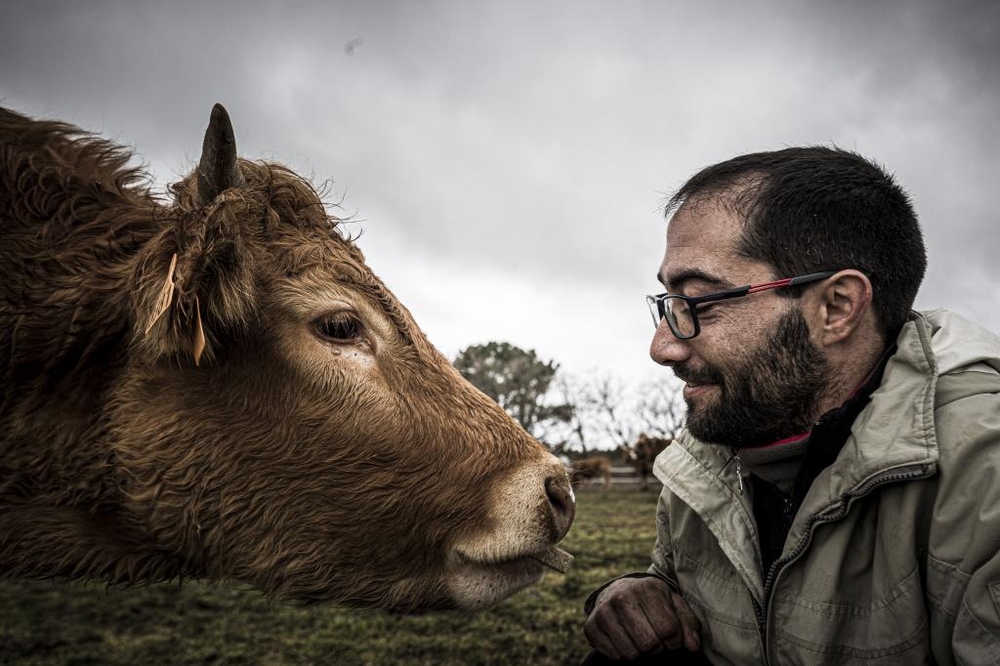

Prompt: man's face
xmin=651 ymin=199 xmax=833 ymax=448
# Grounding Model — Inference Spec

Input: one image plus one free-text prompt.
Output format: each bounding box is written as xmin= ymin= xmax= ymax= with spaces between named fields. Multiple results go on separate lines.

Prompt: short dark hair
xmin=666 ymin=146 xmax=926 ymax=341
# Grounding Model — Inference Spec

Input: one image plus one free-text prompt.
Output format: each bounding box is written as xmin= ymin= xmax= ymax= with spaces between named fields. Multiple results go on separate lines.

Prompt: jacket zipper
xmin=755 ymin=463 xmax=931 ymax=664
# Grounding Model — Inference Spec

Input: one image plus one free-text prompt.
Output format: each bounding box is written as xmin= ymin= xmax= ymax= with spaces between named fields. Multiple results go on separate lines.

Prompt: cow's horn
xmin=197 ymin=103 xmax=245 ymax=204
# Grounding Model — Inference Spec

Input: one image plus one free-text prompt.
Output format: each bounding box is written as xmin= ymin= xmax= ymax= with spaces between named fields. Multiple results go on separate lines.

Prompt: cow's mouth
xmin=456 ymin=545 xmax=573 ymax=574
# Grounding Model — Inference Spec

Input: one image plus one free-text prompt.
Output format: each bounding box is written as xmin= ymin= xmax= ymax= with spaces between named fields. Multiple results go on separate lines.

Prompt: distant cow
xmin=623 ymin=434 xmax=672 ymax=490
xmin=570 ymin=456 xmax=612 ymax=488
xmin=0 ymin=104 xmax=575 ymax=612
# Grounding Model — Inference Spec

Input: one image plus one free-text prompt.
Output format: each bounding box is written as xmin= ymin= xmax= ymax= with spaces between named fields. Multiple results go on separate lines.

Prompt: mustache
xmin=673 ymin=362 xmax=724 ymax=386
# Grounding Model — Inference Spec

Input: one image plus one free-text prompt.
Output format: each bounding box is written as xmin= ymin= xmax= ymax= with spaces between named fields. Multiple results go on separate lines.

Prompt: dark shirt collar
xmin=790 ymin=342 xmax=898 ymax=503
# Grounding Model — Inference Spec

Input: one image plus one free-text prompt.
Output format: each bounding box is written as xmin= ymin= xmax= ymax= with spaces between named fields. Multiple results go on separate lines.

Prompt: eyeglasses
xmin=646 ymin=270 xmax=838 ymax=339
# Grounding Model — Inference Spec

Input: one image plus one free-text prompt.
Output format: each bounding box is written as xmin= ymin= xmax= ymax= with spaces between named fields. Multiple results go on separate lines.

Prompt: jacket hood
xmin=920 ymin=308 xmax=1000 ymax=376
xmin=834 ymin=309 xmax=1000 ymax=494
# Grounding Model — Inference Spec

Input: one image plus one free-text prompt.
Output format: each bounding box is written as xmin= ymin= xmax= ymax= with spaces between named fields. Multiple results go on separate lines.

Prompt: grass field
xmin=0 ymin=487 xmax=661 ymax=665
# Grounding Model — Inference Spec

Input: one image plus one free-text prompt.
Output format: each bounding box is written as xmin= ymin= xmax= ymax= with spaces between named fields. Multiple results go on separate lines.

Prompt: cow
xmin=0 ymin=104 xmax=575 ymax=612
xmin=569 ymin=456 xmax=612 ymax=488
xmin=623 ymin=433 xmax=672 ymax=490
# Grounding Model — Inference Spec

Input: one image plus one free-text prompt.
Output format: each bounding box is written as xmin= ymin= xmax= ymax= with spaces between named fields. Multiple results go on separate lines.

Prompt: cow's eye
xmin=313 ymin=313 xmax=362 ymax=342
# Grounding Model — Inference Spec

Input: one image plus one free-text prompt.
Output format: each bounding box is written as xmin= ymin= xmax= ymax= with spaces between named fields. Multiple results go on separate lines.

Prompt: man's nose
xmin=649 ymin=320 xmax=692 ymax=366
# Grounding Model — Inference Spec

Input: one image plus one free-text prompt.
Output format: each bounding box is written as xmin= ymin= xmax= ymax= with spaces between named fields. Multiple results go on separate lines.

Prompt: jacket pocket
xmin=674 ymin=549 xmax=762 ymax=660
xmin=770 ymin=564 xmax=929 ymax=663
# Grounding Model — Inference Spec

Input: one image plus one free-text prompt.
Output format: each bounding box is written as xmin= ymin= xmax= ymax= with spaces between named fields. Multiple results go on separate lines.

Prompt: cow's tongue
xmin=531 ymin=547 xmax=574 ymax=573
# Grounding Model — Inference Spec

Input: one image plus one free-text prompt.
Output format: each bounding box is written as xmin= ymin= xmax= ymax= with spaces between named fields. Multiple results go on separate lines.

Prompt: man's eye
xmin=313 ymin=314 xmax=361 ymax=342
xmin=696 ymin=303 xmax=719 ymax=318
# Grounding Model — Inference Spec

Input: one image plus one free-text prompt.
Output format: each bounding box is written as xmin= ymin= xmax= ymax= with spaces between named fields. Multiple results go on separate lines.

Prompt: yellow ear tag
xmin=145 ymin=253 xmax=178 ymax=336
xmin=193 ymin=295 xmax=206 ymax=367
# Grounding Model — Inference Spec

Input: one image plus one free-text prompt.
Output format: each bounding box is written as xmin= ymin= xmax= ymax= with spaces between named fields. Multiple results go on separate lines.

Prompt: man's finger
xmin=609 ymin=588 xmax=683 ymax=658
xmin=626 ymin=582 xmax=685 ymax=651
xmin=670 ymin=592 xmax=702 ymax=652
xmin=584 ymin=577 xmax=691 ymax=660
xmin=584 ymin=610 xmax=631 ymax=660
xmin=619 ymin=604 xmax=670 ymax=657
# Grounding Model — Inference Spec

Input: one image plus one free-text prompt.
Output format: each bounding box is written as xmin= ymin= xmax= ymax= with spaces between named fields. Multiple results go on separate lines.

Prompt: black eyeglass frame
xmin=646 ymin=270 xmax=839 ymax=339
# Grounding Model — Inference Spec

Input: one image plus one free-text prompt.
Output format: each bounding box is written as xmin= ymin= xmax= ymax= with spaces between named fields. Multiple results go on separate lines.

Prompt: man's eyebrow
xmin=656 ymin=269 xmax=732 ymax=291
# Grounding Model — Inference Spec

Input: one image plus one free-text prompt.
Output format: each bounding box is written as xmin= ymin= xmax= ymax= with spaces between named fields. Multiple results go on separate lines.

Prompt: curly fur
xmin=0 ymin=106 xmax=561 ymax=610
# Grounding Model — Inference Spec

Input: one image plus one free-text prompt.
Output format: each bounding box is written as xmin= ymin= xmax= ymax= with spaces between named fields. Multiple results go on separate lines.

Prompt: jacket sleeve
xmin=928 ymin=375 xmax=1000 ymax=661
xmin=649 ymin=488 xmax=681 ymax=589
xmin=951 ymin=557 xmax=1000 ymax=664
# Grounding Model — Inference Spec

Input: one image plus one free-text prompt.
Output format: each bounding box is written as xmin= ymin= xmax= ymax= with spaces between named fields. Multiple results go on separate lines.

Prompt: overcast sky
xmin=3 ymin=0 xmax=998 ymax=388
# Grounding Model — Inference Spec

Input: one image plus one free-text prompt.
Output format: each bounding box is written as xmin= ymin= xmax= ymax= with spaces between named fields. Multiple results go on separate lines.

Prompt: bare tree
xmin=559 ymin=371 xmax=638 ymax=453
xmin=556 ymin=371 xmax=688 ymax=453
xmin=633 ymin=376 xmax=686 ymax=440
xmin=582 ymin=372 xmax=636 ymax=451
xmin=548 ymin=374 xmax=591 ymax=453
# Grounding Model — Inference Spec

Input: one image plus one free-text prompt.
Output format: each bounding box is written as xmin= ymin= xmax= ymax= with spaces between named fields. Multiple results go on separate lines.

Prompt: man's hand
xmin=583 ymin=576 xmax=701 ymax=660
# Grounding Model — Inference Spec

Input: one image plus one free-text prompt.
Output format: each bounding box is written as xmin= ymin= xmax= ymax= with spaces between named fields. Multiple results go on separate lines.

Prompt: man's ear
xmin=806 ymin=270 xmax=873 ymax=347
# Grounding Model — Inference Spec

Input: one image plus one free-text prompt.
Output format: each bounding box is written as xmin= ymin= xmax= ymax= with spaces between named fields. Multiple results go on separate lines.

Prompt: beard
xmin=676 ymin=308 xmax=833 ymax=449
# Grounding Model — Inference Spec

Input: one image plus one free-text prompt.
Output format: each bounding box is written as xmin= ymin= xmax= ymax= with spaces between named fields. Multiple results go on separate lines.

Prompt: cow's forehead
xmin=263 ymin=238 xmax=415 ymax=345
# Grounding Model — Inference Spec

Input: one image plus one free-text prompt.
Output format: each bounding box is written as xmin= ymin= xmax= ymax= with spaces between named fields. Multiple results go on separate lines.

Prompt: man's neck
xmin=807 ymin=335 xmax=888 ymax=426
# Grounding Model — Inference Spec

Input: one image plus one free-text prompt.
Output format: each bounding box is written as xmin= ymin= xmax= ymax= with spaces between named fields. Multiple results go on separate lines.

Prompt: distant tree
xmin=453 ymin=342 xmax=573 ymax=438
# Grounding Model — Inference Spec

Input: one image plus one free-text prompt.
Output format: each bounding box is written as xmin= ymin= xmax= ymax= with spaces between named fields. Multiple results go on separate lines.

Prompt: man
xmin=583 ymin=147 xmax=1000 ymax=664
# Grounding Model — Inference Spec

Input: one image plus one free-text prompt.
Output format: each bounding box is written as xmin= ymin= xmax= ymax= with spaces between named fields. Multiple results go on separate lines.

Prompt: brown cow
xmin=569 ymin=456 xmax=612 ymax=488
xmin=0 ymin=104 xmax=574 ymax=612
xmin=623 ymin=433 xmax=672 ymax=490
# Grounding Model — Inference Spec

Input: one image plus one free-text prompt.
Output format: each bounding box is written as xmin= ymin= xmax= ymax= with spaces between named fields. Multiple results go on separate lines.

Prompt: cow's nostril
xmin=544 ymin=473 xmax=576 ymax=541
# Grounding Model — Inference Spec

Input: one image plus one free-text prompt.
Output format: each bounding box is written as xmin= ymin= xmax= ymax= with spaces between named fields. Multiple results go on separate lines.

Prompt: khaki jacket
xmin=651 ymin=310 xmax=1000 ymax=664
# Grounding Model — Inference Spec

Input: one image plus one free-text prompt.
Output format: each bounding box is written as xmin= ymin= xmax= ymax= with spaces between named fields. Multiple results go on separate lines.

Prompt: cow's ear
xmin=131 ymin=104 xmax=258 ymax=366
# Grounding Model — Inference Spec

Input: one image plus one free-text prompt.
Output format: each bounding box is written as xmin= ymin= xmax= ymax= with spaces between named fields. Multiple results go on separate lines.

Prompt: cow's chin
xmin=377 ymin=552 xmax=544 ymax=612
xmin=442 ymin=550 xmax=548 ymax=609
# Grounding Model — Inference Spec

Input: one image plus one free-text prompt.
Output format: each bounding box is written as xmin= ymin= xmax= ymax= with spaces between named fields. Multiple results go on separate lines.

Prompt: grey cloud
xmin=2 ymin=0 xmax=997 ymax=360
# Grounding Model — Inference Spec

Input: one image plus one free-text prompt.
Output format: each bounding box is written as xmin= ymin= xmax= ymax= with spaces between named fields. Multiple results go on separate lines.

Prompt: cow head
xmin=107 ymin=105 xmax=574 ymax=610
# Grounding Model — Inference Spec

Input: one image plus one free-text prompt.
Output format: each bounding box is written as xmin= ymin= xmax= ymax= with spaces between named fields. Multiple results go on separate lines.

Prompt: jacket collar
xmin=656 ymin=312 xmax=941 ymax=497
xmin=816 ymin=311 xmax=940 ymax=502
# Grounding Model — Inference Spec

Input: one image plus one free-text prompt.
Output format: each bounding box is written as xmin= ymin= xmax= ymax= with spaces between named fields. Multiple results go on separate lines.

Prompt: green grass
xmin=0 ymin=488 xmax=660 ymax=665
